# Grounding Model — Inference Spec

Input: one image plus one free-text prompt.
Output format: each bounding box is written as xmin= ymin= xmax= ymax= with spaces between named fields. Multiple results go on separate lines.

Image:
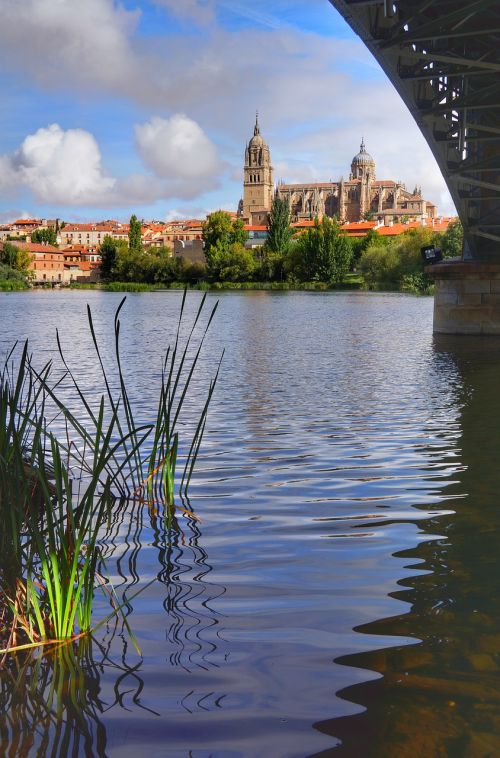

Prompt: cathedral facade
xmin=240 ymin=118 xmax=436 ymax=226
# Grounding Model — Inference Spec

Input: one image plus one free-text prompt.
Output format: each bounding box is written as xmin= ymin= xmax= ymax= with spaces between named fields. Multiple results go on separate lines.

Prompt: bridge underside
xmin=329 ymin=0 xmax=500 ymax=261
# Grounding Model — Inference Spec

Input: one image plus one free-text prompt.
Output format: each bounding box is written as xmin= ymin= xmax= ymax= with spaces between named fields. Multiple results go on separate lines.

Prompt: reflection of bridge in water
xmin=329 ymin=1 xmax=500 ymax=332
xmin=312 ymin=337 xmax=500 ymax=755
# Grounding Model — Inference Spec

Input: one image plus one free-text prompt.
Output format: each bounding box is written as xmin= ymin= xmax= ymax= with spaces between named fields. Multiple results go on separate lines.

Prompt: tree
xmin=202 ymin=211 xmax=233 ymax=254
xmin=31 ymin=228 xmax=58 ymax=246
xmin=231 ymin=218 xmax=248 ymax=247
xmin=359 ymin=226 xmax=438 ymax=291
xmin=359 ymin=241 xmax=400 ymax=287
xmin=440 ymin=219 xmax=463 ymax=259
xmin=128 ymin=215 xmax=142 ymax=255
xmin=202 ymin=211 xmax=249 ymax=275
xmin=392 ymin=226 xmax=438 ymax=279
xmin=266 ymin=196 xmax=293 ymax=255
xmin=288 ymin=216 xmax=352 ymax=284
xmin=208 ymin=242 xmax=255 ymax=282
xmin=257 ymin=250 xmax=285 ymax=282
xmin=99 ymin=235 xmax=118 ymax=281
xmin=350 ymin=228 xmax=387 ymax=267
xmin=0 ymin=242 xmax=31 ymax=274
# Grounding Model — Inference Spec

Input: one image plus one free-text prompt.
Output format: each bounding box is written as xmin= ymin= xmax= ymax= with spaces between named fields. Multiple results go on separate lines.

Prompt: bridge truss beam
xmin=329 ymin=0 xmax=500 ymax=258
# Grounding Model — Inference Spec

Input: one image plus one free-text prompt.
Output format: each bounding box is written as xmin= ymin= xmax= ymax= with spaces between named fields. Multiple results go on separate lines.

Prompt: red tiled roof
xmin=283 ymin=182 xmax=337 ymax=190
xmin=244 ymin=225 xmax=268 ymax=231
xmin=62 ymin=223 xmax=129 ymax=233
xmin=78 ymin=261 xmax=99 ymax=271
xmin=341 ymin=221 xmax=377 ymax=231
xmin=7 ymin=241 xmax=60 ymax=253
xmin=376 ymin=224 xmax=408 ymax=236
xmin=291 ymin=220 xmax=316 ymax=228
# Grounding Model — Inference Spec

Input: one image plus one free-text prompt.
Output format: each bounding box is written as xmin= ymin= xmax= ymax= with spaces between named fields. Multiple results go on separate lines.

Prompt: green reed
xmin=0 ymin=291 xmax=220 ymax=655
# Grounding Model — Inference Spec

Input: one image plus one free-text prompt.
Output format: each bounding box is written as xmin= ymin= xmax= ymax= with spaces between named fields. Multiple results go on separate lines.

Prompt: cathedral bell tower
xmin=242 ymin=113 xmax=274 ymax=225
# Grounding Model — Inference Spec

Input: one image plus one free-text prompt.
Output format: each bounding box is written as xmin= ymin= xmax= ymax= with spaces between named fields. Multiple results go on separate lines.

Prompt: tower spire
xmin=360 ymin=137 xmax=366 ymax=152
xmin=254 ymin=110 xmax=260 ymax=136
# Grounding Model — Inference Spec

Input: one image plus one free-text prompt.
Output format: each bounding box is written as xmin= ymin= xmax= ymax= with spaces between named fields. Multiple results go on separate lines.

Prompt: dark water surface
xmin=1 ymin=290 xmax=500 ymax=757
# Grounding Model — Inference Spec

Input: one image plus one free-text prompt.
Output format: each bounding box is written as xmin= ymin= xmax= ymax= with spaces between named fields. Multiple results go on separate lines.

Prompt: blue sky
xmin=0 ymin=0 xmax=455 ymax=222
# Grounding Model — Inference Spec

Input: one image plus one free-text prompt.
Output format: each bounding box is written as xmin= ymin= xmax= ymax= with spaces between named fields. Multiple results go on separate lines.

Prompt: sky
xmin=0 ymin=0 xmax=456 ymax=223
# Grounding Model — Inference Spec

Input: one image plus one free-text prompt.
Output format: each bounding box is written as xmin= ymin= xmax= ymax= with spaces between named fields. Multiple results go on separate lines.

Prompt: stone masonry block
xmin=443 ymin=306 xmax=489 ymax=324
xmin=463 ymin=278 xmax=491 ymax=294
xmin=436 ymin=279 xmax=463 ymax=293
xmin=457 ymin=293 xmax=482 ymax=306
xmin=482 ymin=294 xmax=500 ymax=306
xmin=480 ymin=322 xmax=500 ymax=335
xmin=434 ymin=321 xmax=482 ymax=335
xmin=436 ymin=292 xmax=458 ymax=306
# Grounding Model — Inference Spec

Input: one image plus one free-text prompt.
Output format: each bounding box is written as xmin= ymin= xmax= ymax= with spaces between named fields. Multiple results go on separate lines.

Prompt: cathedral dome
xmin=350 ymin=139 xmax=376 ymax=180
xmin=352 ymin=139 xmax=375 ymax=167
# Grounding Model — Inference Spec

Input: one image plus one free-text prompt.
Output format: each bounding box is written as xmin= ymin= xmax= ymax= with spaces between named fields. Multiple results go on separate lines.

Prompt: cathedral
xmin=240 ymin=116 xmax=436 ymax=226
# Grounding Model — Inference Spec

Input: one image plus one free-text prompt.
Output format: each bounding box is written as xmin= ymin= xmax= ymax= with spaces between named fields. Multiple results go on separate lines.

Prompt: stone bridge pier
xmin=430 ymin=262 xmax=500 ymax=335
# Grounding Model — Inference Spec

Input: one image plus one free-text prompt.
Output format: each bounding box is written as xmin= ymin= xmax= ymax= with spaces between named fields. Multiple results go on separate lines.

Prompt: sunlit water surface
xmin=1 ymin=289 xmax=500 ymax=757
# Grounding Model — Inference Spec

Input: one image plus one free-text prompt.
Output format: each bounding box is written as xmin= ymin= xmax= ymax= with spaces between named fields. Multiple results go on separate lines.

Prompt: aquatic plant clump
xmin=0 ymin=291 xmax=221 ymax=656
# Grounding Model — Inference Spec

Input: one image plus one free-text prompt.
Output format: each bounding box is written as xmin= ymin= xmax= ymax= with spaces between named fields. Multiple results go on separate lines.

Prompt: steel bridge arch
xmin=329 ymin=0 xmax=500 ymax=259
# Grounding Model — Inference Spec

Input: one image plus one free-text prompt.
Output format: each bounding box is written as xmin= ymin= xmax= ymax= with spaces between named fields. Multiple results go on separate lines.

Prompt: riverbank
xmin=1 ymin=273 xmax=434 ymax=294
xmin=67 ymin=274 xmax=365 ymax=293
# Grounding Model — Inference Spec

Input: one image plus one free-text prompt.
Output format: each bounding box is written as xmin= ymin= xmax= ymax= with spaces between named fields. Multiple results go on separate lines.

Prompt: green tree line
xmin=98 ymin=209 xmax=463 ymax=293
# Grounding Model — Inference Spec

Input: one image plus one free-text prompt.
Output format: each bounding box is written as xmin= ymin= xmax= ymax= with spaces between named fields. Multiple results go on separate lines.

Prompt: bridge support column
xmin=428 ymin=261 xmax=500 ymax=335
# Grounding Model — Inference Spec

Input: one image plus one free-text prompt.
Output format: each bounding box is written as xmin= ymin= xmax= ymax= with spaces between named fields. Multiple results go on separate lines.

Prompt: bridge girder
xmin=329 ymin=0 xmax=500 ymax=259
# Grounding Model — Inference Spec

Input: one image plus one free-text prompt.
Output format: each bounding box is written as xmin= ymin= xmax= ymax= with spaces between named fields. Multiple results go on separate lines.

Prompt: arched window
xmin=325 ymin=194 xmax=339 ymax=218
xmin=382 ymin=192 xmax=394 ymax=210
xmin=291 ymin=194 xmax=302 ymax=217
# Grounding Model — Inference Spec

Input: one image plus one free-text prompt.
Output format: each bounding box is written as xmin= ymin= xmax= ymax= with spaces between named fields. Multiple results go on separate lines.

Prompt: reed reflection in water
xmin=316 ymin=336 xmax=500 ymax=757
xmin=0 ymin=487 xmax=223 ymax=756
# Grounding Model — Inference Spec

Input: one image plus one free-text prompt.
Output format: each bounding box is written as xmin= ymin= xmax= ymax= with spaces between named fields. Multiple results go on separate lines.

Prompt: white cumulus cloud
xmin=0 ymin=120 xmax=222 ymax=207
xmin=13 ymin=124 xmax=115 ymax=205
xmin=135 ymin=115 xmax=219 ymax=196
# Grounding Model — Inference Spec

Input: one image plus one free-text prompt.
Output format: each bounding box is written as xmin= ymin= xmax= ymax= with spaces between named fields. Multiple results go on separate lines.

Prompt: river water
xmin=1 ymin=289 xmax=500 ymax=757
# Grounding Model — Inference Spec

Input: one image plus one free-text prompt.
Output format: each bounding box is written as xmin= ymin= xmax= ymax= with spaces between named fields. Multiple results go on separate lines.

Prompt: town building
xmin=173 ymin=238 xmax=205 ymax=264
xmin=1 ymin=241 xmax=65 ymax=283
xmin=0 ymin=219 xmax=48 ymax=241
xmin=291 ymin=215 xmax=456 ymax=240
xmin=155 ymin=220 xmax=203 ymax=248
xmin=239 ymin=118 xmax=437 ymax=226
xmin=0 ymin=240 xmax=101 ymax=284
xmin=59 ymin=221 xmax=129 ymax=247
